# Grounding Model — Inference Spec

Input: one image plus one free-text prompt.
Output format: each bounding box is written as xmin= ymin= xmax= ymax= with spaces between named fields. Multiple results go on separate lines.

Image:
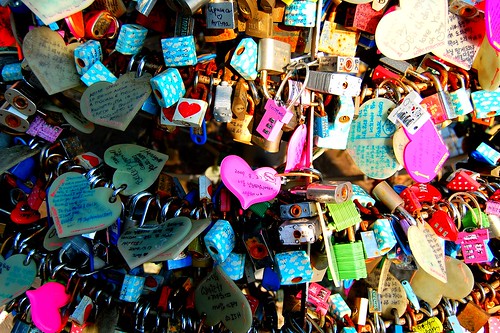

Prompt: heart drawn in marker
xmin=220 ymin=155 xmax=281 ymax=210
xmin=0 ymin=254 xmax=37 ymax=307
xmin=178 ymin=101 xmax=202 ymax=118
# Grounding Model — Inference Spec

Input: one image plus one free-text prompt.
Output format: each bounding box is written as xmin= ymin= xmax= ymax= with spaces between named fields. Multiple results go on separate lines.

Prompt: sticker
xmin=26 ymin=282 xmax=70 ymax=333
xmin=432 ymin=12 xmax=485 ymax=70
xmin=413 ymin=317 xmax=443 ymax=333
xmin=195 ymin=266 xmax=253 ymax=333
xmin=403 ymin=119 xmax=449 ymax=183
xmin=285 ymin=124 xmax=308 ymax=172
xmin=21 ymin=0 xmax=93 ymax=25
xmin=388 ymin=91 xmax=430 ymax=134
xmin=220 ymin=155 xmax=281 ymax=210
xmin=104 ymin=144 xmax=169 ymax=196
xmin=22 ymin=27 xmax=81 ymax=95
xmin=118 ymin=217 xmax=192 ymax=269
xmin=375 ymin=0 xmax=447 ymax=60
xmin=0 ymin=254 xmax=37 ymax=307
xmin=347 ymin=98 xmax=399 ymax=179
xmin=486 ymin=0 xmax=500 ymax=51
xmin=48 ymin=172 xmax=122 ymax=237
xmin=80 ymin=72 xmax=152 ymax=131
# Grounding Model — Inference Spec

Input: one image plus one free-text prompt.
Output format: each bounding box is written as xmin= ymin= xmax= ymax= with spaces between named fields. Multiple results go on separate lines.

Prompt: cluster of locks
xmin=0 ymin=0 xmax=499 ymax=332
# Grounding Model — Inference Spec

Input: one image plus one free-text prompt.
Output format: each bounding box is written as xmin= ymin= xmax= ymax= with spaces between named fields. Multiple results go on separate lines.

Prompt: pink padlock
xmin=256 ymin=99 xmax=293 ymax=142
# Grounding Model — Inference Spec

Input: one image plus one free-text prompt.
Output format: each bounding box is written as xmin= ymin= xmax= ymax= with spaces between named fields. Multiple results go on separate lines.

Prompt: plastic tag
xmin=26 ymin=115 xmax=63 ymax=143
xmin=413 ymin=317 xmax=443 ymax=333
xmin=27 ymin=282 xmax=70 ymax=333
xmin=360 ymin=231 xmax=381 ymax=258
xmin=485 ymin=0 xmax=500 ymax=51
xmin=388 ymin=91 xmax=430 ymax=134
xmin=401 ymin=280 xmax=420 ymax=311
xmin=365 ymin=270 xmax=406 ymax=319
xmin=257 ymin=99 xmax=293 ymax=141
xmin=307 ymin=282 xmax=331 ymax=315
xmin=486 ymin=200 xmax=500 ymax=216
xmin=0 ymin=254 xmax=37 ymax=307
xmin=285 ymin=124 xmax=308 ymax=172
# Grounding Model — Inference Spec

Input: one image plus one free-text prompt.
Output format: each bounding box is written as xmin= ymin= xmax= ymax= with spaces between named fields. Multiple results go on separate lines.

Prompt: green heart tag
xmin=0 ymin=254 xmax=37 ymax=306
xmin=48 ymin=172 xmax=122 ymax=237
xmin=104 ymin=144 xmax=169 ymax=196
xmin=118 ymin=217 xmax=192 ymax=269
xmin=195 ymin=265 xmax=252 ymax=333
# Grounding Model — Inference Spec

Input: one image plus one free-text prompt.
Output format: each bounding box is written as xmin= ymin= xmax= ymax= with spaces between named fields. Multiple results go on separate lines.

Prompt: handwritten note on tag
xmin=0 ymin=254 xmax=37 ymax=307
xmin=26 ymin=116 xmax=63 ymax=143
xmin=433 ymin=12 xmax=485 ymax=70
xmin=80 ymin=72 xmax=152 ymax=131
xmin=375 ymin=0 xmax=447 ymax=60
xmin=285 ymin=124 xmax=308 ymax=172
xmin=21 ymin=0 xmax=93 ymax=25
xmin=365 ymin=269 xmax=407 ymax=319
xmin=486 ymin=0 xmax=500 ymax=51
xmin=23 ymin=27 xmax=81 ymax=95
xmin=104 ymin=144 xmax=168 ymax=196
xmin=220 ymin=155 xmax=280 ymax=210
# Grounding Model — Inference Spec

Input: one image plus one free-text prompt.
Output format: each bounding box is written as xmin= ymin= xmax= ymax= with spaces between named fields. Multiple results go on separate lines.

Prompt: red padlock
xmin=428 ymin=209 xmax=458 ymax=242
xmin=84 ymin=10 xmax=120 ymax=40
xmin=409 ymin=183 xmax=442 ymax=203
xmin=399 ymin=187 xmax=422 ymax=214
xmin=446 ymin=169 xmax=481 ymax=191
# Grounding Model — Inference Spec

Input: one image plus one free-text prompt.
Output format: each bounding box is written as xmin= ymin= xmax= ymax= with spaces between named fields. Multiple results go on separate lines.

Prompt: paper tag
xmin=432 ymin=12 xmax=485 ymax=70
xmin=413 ymin=317 xmax=443 ymax=333
xmin=486 ymin=0 xmax=500 ymax=51
xmin=408 ymin=224 xmax=447 ymax=283
xmin=473 ymin=37 xmax=500 ymax=91
xmin=388 ymin=91 xmax=430 ymax=134
xmin=26 ymin=115 xmax=63 ymax=143
xmin=365 ymin=270 xmax=407 ymax=319
xmin=486 ymin=200 xmax=500 ymax=216
xmin=285 ymin=124 xmax=308 ymax=172
xmin=21 ymin=0 xmax=93 ymax=25
xmin=220 ymin=155 xmax=280 ymax=210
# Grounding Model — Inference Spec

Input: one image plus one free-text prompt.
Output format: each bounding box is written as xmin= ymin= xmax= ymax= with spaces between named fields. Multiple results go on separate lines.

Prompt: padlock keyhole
xmin=13 ymin=96 xmax=27 ymax=110
xmin=209 ymin=246 xmax=219 ymax=255
xmin=76 ymin=58 xmax=86 ymax=68
xmin=291 ymin=277 xmax=302 ymax=283
xmin=5 ymin=114 xmax=21 ymax=128
xmin=293 ymin=230 xmax=301 ymax=239
xmin=154 ymin=89 xmax=163 ymax=100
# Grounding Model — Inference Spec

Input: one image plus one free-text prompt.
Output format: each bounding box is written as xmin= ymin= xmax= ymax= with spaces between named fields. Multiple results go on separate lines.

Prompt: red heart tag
xmin=178 ymin=101 xmax=201 ymax=118
xmin=162 ymin=106 xmax=176 ymax=122
xmin=428 ymin=209 xmax=458 ymax=242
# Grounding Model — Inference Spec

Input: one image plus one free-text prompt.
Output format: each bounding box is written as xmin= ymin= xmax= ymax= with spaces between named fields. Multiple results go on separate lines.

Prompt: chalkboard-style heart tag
xmin=403 ymin=119 xmax=449 ymax=183
xmin=411 ymin=256 xmax=474 ymax=308
xmin=220 ymin=155 xmax=280 ymax=210
xmin=48 ymin=172 xmax=122 ymax=238
xmin=80 ymin=72 xmax=152 ymax=131
xmin=347 ymin=98 xmax=399 ymax=179
xmin=22 ymin=27 xmax=81 ymax=95
xmin=104 ymin=144 xmax=169 ymax=196
xmin=118 ymin=217 xmax=192 ymax=269
xmin=0 ymin=254 xmax=37 ymax=306
xmin=27 ymin=282 xmax=71 ymax=333
xmin=195 ymin=265 xmax=252 ymax=333
xmin=20 ymin=0 xmax=93 ymax=25
xmin=285 ymin=124 xmax=308 ymax=172
xmin=375 ymin=0 xmax=447 ymax=60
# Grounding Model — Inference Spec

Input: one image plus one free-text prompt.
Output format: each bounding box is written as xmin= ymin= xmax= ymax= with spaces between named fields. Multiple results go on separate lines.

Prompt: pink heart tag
xmin=27 ymin=282 xmax=71 ymax=333
xmin=285 ymin=124 xmax=308 ymax=172
xmin=403 ymin=120 xmax=449 ymax=183
xmin=486 ymin=0 xmax=500 ymax=51
xmin=220 ymin=155 xmax=280 ymax=210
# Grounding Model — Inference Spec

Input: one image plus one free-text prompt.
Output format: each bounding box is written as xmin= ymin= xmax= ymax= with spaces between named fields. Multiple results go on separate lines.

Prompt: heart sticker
xmin=118 ymin=217 xmax=192 ymax=269
xmin=178 ymin=101 xmax=202 ymax=118
xmin=22 ymin=27 xmax=81 ymax=95
xmin=285 ymin=124 xmax=308 ymax=172
xmin=0 ymin=254 xmax=37 ymax=307
xmin=162 ymin=106 xmax=176 ymax=122
xmin=195 ymin=265 xmax=252 ymax=333
xmin=20 ymin=0 xmax=93 ymax=25
xmin=104 ymin=144 xmax=169 ymax=196
xmin=486 ymin=0 xmax=500 ymax=51
xmin=48 ymin=172 xmax=122 ymax=238
xmin=403 ymin=119 xmax=449 ymax=183
xmin=347 ymin=98 xmax=399 ymax=179
xmin=375 ymin=0 xmax=447 ymax=60
xmin=220 ymin=155 xmax=281 ymax=210
xmin=80 ymin=72 xmax=152 ymax=131
xmin=411 ymin=255 xmax=474 ymax=308
xmin=27 ymin=282 xmax=71 ymax=333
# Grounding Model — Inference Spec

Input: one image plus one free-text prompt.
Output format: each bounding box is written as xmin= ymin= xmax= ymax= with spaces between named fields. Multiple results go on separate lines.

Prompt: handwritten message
xmin=347 ymin=98 xmax=399 ymax=179
xmin=21 ymin=0 xmax=93 ymax=25
xmin=349 ymin=3 xmax=384 ymax=34
xmin=206 ymin=2 xmax=235 ymax=29
xmin=118 ymin=217 xmax=192 ymax=269
xmin=220 ymin=155 xmax=280 ymax=210
xmin=43 ymin=225 xmax=75 ymax=251
xmin=284 ymin=0 xmax=316 ymax=27
xmin=104 ymin=144 xmax=168 ymax=196
xmin=48 ymin=172 xmax=122 ymax=237
xmin=433 ymin=12 xmax=485 ymax=70
xmin=22 ymin=27 xmax=81 ymax=95
xmin=80 ymin=72 xmax=152 ymax=131
xmin=91 ymin=0 xmax=127 ymax=17
xmin=195 ymin=266 xmax=252 ymax=333
xmin=0 ymin=255 xmax=37 ymax=306
xmin=375 ymin=0 xmax=447 ymax=60
xmin=365 ymin=270 xmax=407 ymax=319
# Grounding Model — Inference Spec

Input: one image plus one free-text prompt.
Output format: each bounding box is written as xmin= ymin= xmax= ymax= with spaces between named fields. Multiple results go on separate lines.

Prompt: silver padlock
xmin=257 ymin=38 xmax=291 ymax=75
xmin=280 ymin=202 xmax=318 ymax=219
xmin=0 ymin=101 xmax=31 ymax=132
xmin=306 ymin=71 xmax=362 ymax=97
xmin=4 ymin=80 xmax=44 ymax=116
xmin=213 ymin=81 xmax=233 ymax=122
xmin=278 ymin=217 xmax=321 ymax=244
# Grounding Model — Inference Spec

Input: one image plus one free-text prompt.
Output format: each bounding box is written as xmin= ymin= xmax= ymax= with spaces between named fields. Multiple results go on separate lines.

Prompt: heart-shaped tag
xmin=48 ymin=172 xmax=122 ymax=238
xmin=402 ymin=119 xmax=449 ymax=183
xmin=20 ymin=0 xmax=93 ymax=25
xmin=0 ymin=254 xmax=37 ymax=306
xmin=43 ymin=225 xmax=76 ymax=252
xmin=285 ymin=124 xmax=308 ymax=172
xmin=473 ymin=34 xmax=500 ymax=91
xmin=486 ymin=0 xmax=500 ymax=51
xmin=365 ymin=269 xmax=407 ymax=319
xmin=220 ymin=155 xmax=281 ymax=210
xmin=104 ymin=144 xmax=169 ymax=196
xmin=195 ymin=265 xmax=252 ymax=333
xmin=178 ymin=101 xmax=201 ymax=118
xmin=375 ymin=0 xmax=447 ymax=60
xmin=80 ymin=72 xmax=152 ymax=131
xmin=347 ymin=98 xmax=399 ymax=179
xmin=118 ymin=217 xmax=192 ymax=269
xmin=22 ymin=27 xmax=81 ymax=95
xmin=27 ymin=282 xmax=71 ymax=333
xmin=411 ymin=255 xmax=474 ymax=308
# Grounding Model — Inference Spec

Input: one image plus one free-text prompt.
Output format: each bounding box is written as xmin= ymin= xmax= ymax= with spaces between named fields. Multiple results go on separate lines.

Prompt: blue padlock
xmin=275 ymin=250 xmax=313 ymax=285
xmin=204 ymin=219 xmax=236 ymax=264
xmin=220 ymin=252 xmax=245 ymax=280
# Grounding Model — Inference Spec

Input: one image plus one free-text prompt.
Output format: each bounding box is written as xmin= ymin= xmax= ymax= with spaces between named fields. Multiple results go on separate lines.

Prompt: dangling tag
xmin=365 ymin=270 xmax=406 ymax=319
xmin=285 ymin=124 xmax=308 ymax=172
xmin=388 ymin=91 xmax=430 ymax=135
xmin=104 ymin=144 xmax=169 ymax=196
xmin=0 ymin=254 xmax=37 ymax=307
xmin=456 ymin=228 xmax=490 ymax=264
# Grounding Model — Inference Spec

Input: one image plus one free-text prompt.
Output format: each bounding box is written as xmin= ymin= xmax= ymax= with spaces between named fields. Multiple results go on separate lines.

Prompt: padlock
xmin=446 ymin=169 xmax=481 ymax=191
xmin=219 ymin=252 xmax=246 ymax=280
xmin=245 ymin=11 xmax=274 ymax=39
xmin=275 ymin=250 xmax=313 ymax=285
xmin=314 ymin=98 xmax=329 ymax=138
xmin=318 ymin=9 xmax=359 ymax=57
xmin=420 ymin=72 xmax=455 ymax=125
xmin=74 ymin=40 xmax=103 ymax=76
xmin=81 ymin=61 xmax=118 ymax=86
xmin=257 ymin=38 xmax=291 ymax=74
xmin=229 ymin=38 xmax=258 ymax=80
xmin=135 ymin=0 xmax=157 ymax=16
xmin=1 ymin=62 xmax=23 ymax=82
xmin=326 ymin=199 xmax=361 ymax=231
xmin=370 ymin=218 xmax=397 ymax=255
xmin=456 ymin=228 xmax=490 ymax=264
xmin=256 ymin=99 xmax=293 ymax=141
xmin=161 ymin=36 xmax=197 ymax=67
xmin=456 ymin=302 xmax=490 ymax=333
xmin=150 ymin=68 xmax=186 ymax=109
xmin=0 ymin=102 xmax=31 ymax=132
xmin=387 ymin=308 xmax=403 ymax=333
xmin=278 ymin=217 xmax=321 ymax=244
xmin=448 ymin=0 xmax=483 ymax=19
xmin=174 ymin=13 xmax=195 ymax=36
xmin=119 ymin=274 xmax=146 ymax=302
xmin=448 ymin=70 xmax=473 ymax=118
xmin=84 ymin=10 xmax=119 ymax=39
xmin=4 ymin=80 xmax=43 ymax=116
xmin=204 ymin=219 xmax=236 ymax=264
xmin=165 ymin=0 xmax=210 ymax=15
xmin=213 ymin=81 xmax=233 ymax=122
xmin=343 ymin=2 xmax=384 ymax=34
xmin=306 ymin=71 xmax=362 ymax=97
xmin=114 ymin=24 xmax=148 ymax=55
xmin=243 ymin=229 xmax=275 ymax=269
xmin=283 ymin=0 xmax=316 ymax=27
xmin=227 ymin=94 xmax=254 ymax=144
xmin=205 ymin=0 xmax=236 ymax=29
xmin=280 ymin=201 xmax=318 ymax=219
xmin=315 ymin=95 xmax=355 ymax=149
xmin=329 ymin=293 xmax=352 ymax=320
